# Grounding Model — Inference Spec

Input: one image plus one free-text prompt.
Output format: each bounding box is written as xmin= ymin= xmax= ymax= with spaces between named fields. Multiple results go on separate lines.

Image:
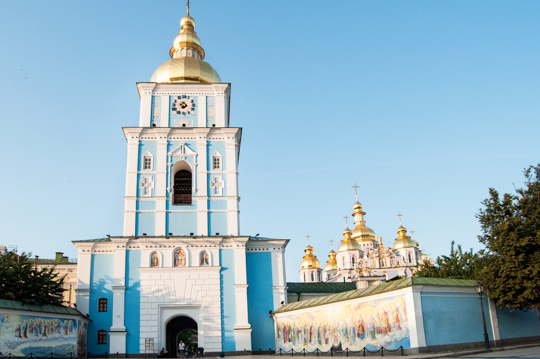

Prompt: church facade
xmin=299 ymin=192 xmax=431 ymax=286
xmin=74 ymin=8 xmax=288 ymax=355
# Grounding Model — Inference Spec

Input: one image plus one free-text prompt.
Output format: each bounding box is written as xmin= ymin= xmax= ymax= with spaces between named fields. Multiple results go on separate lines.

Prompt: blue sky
xmin=0 ymin=1 xmax=538 ymax=282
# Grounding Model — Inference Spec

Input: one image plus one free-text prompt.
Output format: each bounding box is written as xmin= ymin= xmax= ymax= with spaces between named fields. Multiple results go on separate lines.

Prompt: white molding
xmin=139 ymin=266 xmax=221 ymax=273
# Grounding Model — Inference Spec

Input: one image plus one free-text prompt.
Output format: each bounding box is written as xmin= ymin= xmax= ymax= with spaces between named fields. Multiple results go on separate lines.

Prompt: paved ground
xmin=446 ymin=346 xmax=540 ymax=358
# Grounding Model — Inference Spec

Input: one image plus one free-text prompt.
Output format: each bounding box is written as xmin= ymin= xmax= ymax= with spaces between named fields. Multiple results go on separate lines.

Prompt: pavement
xmin=191 ymin=343 xmax=540 ymax=359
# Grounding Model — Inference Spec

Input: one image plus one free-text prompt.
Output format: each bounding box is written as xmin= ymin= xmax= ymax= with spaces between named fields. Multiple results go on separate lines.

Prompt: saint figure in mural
xmin=200 ymin=251 xmax=209 ymax=266
xmin=151 ymin=253 xmax=159 ymax=267
xmin=174 ymin=249 xmax=186 ymax=267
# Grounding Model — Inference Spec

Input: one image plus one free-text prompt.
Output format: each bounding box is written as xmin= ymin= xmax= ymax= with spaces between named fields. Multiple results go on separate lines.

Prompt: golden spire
xmin=324 ymin=239 xmax=338 ymax=272
xmin=338 ymin=216 xmax=361 ymax=252
xmin=151 ymin=2 xmax=221 ymax=83
xmin=350 ymin=184 xmax=377 ymax=243
xmin=392 ymin=214 xmax=418 ymax=250
xmin=300 ymin=234 xmax=320 ymax=269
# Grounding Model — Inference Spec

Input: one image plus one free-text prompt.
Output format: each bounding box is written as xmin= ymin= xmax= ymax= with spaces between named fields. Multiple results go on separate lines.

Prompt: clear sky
xmin=1 ymin=1 xmax=539 ymax=282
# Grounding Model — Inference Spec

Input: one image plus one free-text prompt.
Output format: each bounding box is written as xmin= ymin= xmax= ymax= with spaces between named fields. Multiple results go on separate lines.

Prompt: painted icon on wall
xmin=200 ymin=251 xmax=209 ymax=266
xmin=174 ymin=249 xmax=186 ymax=267
xmin=151 ymin=252 xmax=159 ymax=267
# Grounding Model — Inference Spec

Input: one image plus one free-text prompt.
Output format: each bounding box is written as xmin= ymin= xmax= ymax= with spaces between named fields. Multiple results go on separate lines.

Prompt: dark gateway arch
xmin=166 ymin=315 xmax=197 ymax=357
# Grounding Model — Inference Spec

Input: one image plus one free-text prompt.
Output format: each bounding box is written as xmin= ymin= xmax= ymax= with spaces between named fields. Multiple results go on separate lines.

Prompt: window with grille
xmin=213 ymin=156 xmax=221 ymax=170
xmin=97 ymin=330 xmax=107 ymax=344
xmin=173 ymin=170 xmax=192 ymax=205
xmin=144 ymin=156 xmax=152 ymax=170
xmin=98 ymin=298 xmax=107 ymax=312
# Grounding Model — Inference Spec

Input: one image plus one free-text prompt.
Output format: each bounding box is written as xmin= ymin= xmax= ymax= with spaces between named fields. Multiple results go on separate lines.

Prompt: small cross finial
xmin=306 ymin=234 xmax=311 ymax=246
xmin=352 ymin=183 xmax=360 ymax=200
xmin=397 ymin=213 xmax=403 ymax=225
xmin=411 ymin=230 xmax=415 ymax=238
xmin=329 ymin=239 xmax=334 ymax=250
xmin=343 ymin=215 xmax=349 ymax=226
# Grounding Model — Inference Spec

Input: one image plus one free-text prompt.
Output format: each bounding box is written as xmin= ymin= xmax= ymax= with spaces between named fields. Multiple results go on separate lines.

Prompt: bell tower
xmin=122 ymin=7 xmax=240 ymax=237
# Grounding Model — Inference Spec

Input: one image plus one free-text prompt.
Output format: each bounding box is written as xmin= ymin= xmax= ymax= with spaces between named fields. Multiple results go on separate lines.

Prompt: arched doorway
xmin=166 ymin=315 xmax=197 ymax=358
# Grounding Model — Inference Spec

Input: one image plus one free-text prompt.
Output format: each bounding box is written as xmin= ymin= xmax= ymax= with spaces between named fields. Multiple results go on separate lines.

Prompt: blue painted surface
xmin=125 ymin=250 xmax=141 ymax=353
xmin=246 ymin=252 xmax=275 ymax=350
xmin=166 ymin=200 xmax=197 ymax=210
xmin=88 ymin=254 xmax=114 ymax=354
xmin=207 ymin=142 xmax=227 ymax=171
xmin=421 ymin=292 xmax=493 ymax=346
xmin=167 ymin=212 xmax=197 ymax=235
xmin=136 ymin=212 xmax=156 ymax=236
xmin=220 ymin=250 xmax=237 ymax=351
xmin=138 ymin=141 xmax=158 ymax=171
xmin=170 ymin=96 xmax=198 ymax=127
xmin=208 ymin=212 xmax=228 ymax=236
xmin=137 ymin=200 xmax=156 ymax=211
xmin=497 ymin=306 xmax=540 ymax=339
xmin=208 ymin=200 xmax=228 ymax=210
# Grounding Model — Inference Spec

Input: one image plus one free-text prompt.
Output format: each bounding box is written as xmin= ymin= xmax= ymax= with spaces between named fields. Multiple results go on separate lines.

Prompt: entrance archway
xmin=166 ymin=315 xmax=197 ymax=358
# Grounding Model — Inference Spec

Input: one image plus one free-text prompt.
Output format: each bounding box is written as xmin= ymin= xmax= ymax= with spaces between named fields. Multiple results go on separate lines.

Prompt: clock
xmin=172 ymin=95 xmax=196 ymax=116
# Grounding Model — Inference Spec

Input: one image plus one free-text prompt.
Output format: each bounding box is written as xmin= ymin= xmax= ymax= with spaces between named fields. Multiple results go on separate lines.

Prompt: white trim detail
xmin=167 ymin=143 xmax=198 ymax=193
xmin=210 ymin=175 xmax=224 ymax=196
xmin=143 ymin=151 xmax=153 ymax=171
xmin=211 ymin=151 xmax=222 ymax=170
xmin=140 ymin=175 xmax=154 ymax=197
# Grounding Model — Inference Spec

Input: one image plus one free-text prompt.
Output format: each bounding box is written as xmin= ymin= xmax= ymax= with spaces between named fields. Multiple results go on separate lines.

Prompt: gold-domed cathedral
xmin=299 ymin=236 xmax=323 ymax=282
xmin=298 ymin=185 xmax=431 ymax=287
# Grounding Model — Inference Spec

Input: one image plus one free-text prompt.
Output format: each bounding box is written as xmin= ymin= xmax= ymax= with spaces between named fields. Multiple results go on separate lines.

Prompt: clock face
xmin=172 ymin=95 xmax=196 ymax=116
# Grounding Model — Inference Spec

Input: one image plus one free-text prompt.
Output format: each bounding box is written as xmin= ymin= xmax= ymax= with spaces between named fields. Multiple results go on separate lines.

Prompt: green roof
xmin=274 ymin=277 xmax=478 ymax=315
xmin=0 ymin=299 xmax=87 ymax=318
xmin=287 ymin=282 xmax=357 ymax=293
xmin=72 ymin=237 xmax=111 ymax=243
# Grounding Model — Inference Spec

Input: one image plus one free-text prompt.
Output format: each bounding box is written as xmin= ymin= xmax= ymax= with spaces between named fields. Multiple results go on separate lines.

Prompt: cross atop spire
xmin=352 ymin=183 xmax=360 ymax=200
xmin=329 ymin=238 xmax=334 ymax=250
xmin=343 ymin=215 xmax=349 ymax=226
xmin=397 ymin=213 xmax=403 ymax=225
xmin=186 ymin=0 xmax=191 ymax=15
xmin=306 ymin=234 xmax=311 ymax=246
xmin=411 ymin=230 xmax=415 ymax=239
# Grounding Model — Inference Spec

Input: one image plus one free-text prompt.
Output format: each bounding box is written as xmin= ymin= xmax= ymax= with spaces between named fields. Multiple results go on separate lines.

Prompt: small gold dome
xmin=338 ymin=226 xmax=362 ymax=252
xmin=300 ymin=244 xmax=321 ymax=270
xmin=392 ymin=224 xmax=418 ymax=250
xmin=151 ymin=6 xmax=221 ymax=84
xmin=350 ymin=200 xmax=377 ymax=243
xmin=324 ymin=249 xmax=337 ymax=272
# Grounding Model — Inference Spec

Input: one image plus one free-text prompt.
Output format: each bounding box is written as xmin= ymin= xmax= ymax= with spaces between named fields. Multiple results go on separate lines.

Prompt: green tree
xmin=0 ymin=251 xmax=66 ymax=306
xmin=476 ymin=164 xmax=540 ymax=320
xmin=416 ymin=241 xmax=484 ymax=280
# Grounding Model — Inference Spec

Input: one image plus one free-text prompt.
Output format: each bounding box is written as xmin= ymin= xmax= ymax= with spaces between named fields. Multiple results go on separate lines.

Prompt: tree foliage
xmin=416 ymin=241 xmax=484 ymax=280
xmin=476 ymin=164 xmax=540 ymax=319
xmin=0 ymin=251 xmax=66 ymax=306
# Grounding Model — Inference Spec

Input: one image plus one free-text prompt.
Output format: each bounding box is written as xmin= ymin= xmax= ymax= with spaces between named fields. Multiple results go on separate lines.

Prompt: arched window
xmin=173 ymin=170 xmax=192 ymax=205
xmin=143 ymin=152 xmax=153 ymax=171
xmin=303 ymin=273 xmax=306 ymax=282
xmin=352 ymin=256 xmax=356 ymax=265
xmin=311 ymin=272 xmax=314 ymax=281
xmin=150 ymin=252 xmax=159 ymax=267
xmin=408 ymin=253 xmax=412 ymax=263
xmin=200 ymin=251 xmax=209 ymax=266
xmin=212 ymin=151 xmax=222 ymax=170
xmin=97 ymin=330 xmax=107 ymax=344
xmin=98 ymin=298 xmax=107 ymax=312
xmin=174 ymin=248 xmax=186 ymax=267
xmin=341 ymin=257 xmax=345 ymax=267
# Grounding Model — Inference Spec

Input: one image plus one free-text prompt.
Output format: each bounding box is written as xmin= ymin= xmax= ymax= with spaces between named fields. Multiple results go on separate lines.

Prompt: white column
xmin=159 ymin=95 xmax=169 ymax=127
xmin=488 ymin=298 xmax=501 ymax=346
xmin=407 ymin=286 xmax=426 ymax=349
xmin=225 ymin=137 xmax=239 ymax=235
xmin=233 ymin=243 xmax=251 ymax=350
xmin=123 ymin=129 xmax=142 ymax=236
xmin=110 ymin=239 xmax=128 ymax=333
xmin=271 ymin=250 xmax=287 ymax=308
xmin=138 ymin=83 xmax=157 ymax=127
xmin=75 ymin=243 xmax=94 ymax=316
xmin=155 ymin=129 xmax=170 ymax=236
xmin=195 ymin=130 xmax=209 ymax=236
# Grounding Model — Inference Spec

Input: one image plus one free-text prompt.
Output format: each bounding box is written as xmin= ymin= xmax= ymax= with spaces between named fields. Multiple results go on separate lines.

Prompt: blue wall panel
xmin=220 ymin=250 xmax=237 ymax=351
xmin=125 ymin=251 xmax=141 ymax=354
xmin=422 ymin=293 xmax=493 ymax=346
xmin=497 ymin=306 xmax=540 ymax=339
xmin=208 ymin=212 xmax=228 ymax=236
xmin=137 ymin=201 xmax=156 ymax=211
xmin=208 ymin=200 xmax=228 ymax=211
xmin=246 ymin=252 xmax=275 ymax=350
xmin=167 ymin=212 xmax=198 ymax=235
xmin=136 ymin=213 xmax=156 ymax=236
xmin=88 ymin=254 xmax=114 ymax=354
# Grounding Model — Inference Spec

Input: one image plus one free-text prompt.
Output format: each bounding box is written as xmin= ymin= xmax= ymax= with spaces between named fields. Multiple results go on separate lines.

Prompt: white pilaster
xmin=123 ymin=128 xmax=142 ymax=236
xmin=233 ymin=242 xmax=251 ymax=350
xmin=195 ymin=129 xmax=209 ymax=236
xmin=138 ymin=83 xmax=157 ymax=127
xmin=109 ymin=332 xmax=127 ymax=354
xmin=111 ymin=239 xmax=128 ymax=335
xmin=408 ymin=286 xmax=426 ymax=349
xmin=159 ymin=95 xmax=170 ymax=127
xmin=488 ymin=298 xmax=501 ymax=345
xmin=155 ymin=129 xmax=170 ymax=236
xmin=75 ymin=243 xmax=94 ymax=316
xmin=225 ymin=136 xmax=239 ymax=235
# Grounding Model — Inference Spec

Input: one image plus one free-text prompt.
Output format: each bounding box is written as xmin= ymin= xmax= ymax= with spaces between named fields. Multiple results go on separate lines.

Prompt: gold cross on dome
xmin=306 ymin=234 xmax=311 ymax=245
xmin=411 ymin=230 xmax=415 ymax=238
xmin=352 ymin=183 xmax=360 ymax=199
xmin=343 ymin=215 xmax=349 ymax=226
xmin=329 ymin=238 xmax=334 ymax=250
xmin=397 ymin=213 xmax=403 ymax=225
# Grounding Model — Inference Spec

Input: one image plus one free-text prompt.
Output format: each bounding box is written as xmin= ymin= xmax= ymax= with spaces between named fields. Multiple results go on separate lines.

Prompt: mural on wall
xmin=0 ymin=313 xmax=87 ymax=357
xmin=276 ymin=295 xmax=410 ymax=352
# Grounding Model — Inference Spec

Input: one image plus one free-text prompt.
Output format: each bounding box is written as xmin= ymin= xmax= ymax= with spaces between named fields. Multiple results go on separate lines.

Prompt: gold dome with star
xmin=151 ymin=6 xmax=221 ymax=83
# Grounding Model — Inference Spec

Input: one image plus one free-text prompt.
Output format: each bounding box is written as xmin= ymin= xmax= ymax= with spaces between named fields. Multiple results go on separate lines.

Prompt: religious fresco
xmin=276 ymin=295 xmax=410 ymax=352
xmin=0 ymin=312 xmax=87 ymax=357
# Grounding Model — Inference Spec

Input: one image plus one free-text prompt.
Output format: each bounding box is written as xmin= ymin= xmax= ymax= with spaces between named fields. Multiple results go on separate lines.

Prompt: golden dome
xmin=392 ymin=224 xmax=418 ymax=250
xmin=151 ymin=6 xmax=221 ymax=84
xmin=324 ymin=248 xmax=337 ymax=272
xmin=338 ymin=226 xmax=362 ymax=252
xmin=300 ymin=243 xmax=321 ymax=270
xmin=350 ymin=200 xmax=377 ymax=243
